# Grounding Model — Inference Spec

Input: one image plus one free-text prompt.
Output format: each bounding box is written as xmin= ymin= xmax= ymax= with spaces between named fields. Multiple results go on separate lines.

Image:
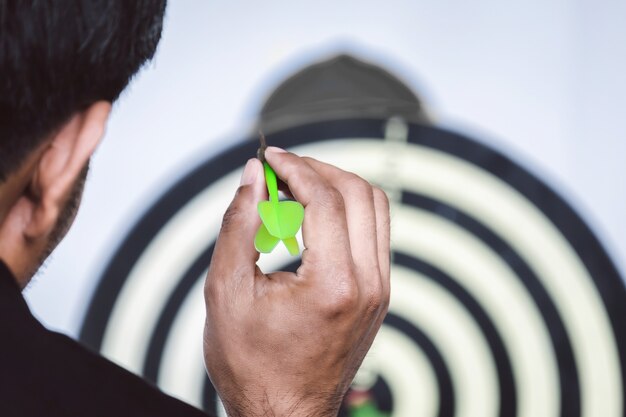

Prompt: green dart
xmin=348 ymin=401 xmax=389 ymax=417
xmin=254 ymin=133 xmax=304 ymax=256
xmin=345 ymin=391 xmax=389 ymax=417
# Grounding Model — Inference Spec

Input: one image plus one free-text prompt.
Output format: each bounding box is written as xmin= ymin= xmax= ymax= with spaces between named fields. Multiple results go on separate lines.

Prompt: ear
xmin=24 ymin=101 xmax=111 ymax=239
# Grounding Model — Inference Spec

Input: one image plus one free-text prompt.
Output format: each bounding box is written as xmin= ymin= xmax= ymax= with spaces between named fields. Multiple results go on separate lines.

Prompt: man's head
xmin=0 ymin=1 xmax=166 ymax=287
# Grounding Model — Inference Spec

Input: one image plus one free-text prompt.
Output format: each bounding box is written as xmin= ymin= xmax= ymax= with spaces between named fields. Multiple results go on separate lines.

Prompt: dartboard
xmin=80 ymin=118 xmax=626 ymax=417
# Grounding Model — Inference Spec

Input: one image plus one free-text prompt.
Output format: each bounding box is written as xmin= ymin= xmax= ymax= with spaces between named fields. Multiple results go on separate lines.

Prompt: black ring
xmin=402 ymin=191 xmax=580 ymax=417
xmin=80 ymin=118 xmax=625 ymax=416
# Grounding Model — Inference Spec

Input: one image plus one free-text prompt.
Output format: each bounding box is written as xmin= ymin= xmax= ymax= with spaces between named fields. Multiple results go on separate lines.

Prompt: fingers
xmin=261 ymin=149 xmax=390 ymax=319
xmin=301 ymin=157 xmax=390 ymax=318
xmin=373 ymin=187 xmax=391 ymax=306
xmin=208 ymin=158 xmax=265 ymax=285
xmin=264 ymin=148 xmax=353 ymax=267
xmin=301 ymin=158 xmax=379 ymax=276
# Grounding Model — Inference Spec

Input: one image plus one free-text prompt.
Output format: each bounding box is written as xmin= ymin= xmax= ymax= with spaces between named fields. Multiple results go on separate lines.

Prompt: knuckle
xmin=220 ymin=204 xmax=241 ymax=232
xmin=279 ymin=155 xmax=301 ymax=176
xmin=328 ymin=289 xmax=359 ymax=315
xmin=363 ymin=280 xmax=383 ymax=313
xmin=317 ymin=186 xmax=345 ymax=212
xmin=322 ymin=271 xmax=359 ymax=315
xmin=220 ymin=186 xmax=250 ymax=232
xmin=204 ymin=274 xmax=222 ymax=306
xmin=344 ymin=173 xmax=372 ymax=196
xmin=373 ymin=186 xmax=390 ymax=210
xmin=280 ymin=158 xmax=296 ymax=174
xmin=382 ymin=287 xmax=391 ymax=310
xmin=373 ymin=187 xmax=391 ymax=233
xmin=379 ymin=280 xmax=391 ymax=311
xmin=301 ymin=156 xmax=318 ymax=165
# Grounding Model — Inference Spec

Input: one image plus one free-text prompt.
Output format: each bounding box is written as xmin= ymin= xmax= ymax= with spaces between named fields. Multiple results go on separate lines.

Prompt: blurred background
xmin=21 ymin=1 xmax=626 ymax=416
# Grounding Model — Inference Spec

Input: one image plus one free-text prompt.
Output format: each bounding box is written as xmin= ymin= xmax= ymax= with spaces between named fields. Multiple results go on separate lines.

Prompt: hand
xmin=203 ymin=147 xmax=390 ymax=417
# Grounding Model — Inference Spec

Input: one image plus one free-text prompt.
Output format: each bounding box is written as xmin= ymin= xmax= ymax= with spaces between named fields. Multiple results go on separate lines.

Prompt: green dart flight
xmin=254 ymin=134 xmax=304 ymax=256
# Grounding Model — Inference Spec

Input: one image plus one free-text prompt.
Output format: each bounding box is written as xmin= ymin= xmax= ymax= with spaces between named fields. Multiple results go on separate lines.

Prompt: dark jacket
xmin=0 ymin=261 xmax=209 ymax=416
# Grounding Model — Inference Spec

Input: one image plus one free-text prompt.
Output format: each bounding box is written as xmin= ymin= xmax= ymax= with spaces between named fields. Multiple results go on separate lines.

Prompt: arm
xmin=203 ymin=148 xmax=390 ymax=417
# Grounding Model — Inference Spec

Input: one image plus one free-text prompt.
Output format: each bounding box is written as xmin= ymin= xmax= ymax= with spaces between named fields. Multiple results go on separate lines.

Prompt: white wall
xmin=24 ymin=0 xmax=626 ymax=337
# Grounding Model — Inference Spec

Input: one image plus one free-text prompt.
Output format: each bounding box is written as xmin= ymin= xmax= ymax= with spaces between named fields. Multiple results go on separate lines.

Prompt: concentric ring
xmin=81 ymin=119 xmax=626 ymax=417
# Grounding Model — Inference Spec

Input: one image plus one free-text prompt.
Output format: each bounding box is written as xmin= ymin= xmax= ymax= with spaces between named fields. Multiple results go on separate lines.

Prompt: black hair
xmin=0 ymin=0 xmax=167 ymax=181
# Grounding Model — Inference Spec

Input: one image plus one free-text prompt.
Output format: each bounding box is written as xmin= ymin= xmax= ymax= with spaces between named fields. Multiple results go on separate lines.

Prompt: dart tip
xmin=257 ymin=130 xmax=267 ymax=162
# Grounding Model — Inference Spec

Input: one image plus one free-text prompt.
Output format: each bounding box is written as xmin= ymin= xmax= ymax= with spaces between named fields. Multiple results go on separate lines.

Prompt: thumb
xmin=209 ymin=158 xmax=265 ymax=278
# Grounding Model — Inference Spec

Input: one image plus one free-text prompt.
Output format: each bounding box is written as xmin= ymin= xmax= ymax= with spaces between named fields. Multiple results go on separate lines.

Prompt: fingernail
xmin=240 ymin=159 xmax=258 ymax=186
xmin=265 ymin=146 xmax=287 ymax=154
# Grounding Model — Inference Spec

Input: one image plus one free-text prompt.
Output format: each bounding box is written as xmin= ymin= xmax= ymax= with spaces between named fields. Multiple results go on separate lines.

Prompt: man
xmin=0 ymin=2 xmax=390 ymax=416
